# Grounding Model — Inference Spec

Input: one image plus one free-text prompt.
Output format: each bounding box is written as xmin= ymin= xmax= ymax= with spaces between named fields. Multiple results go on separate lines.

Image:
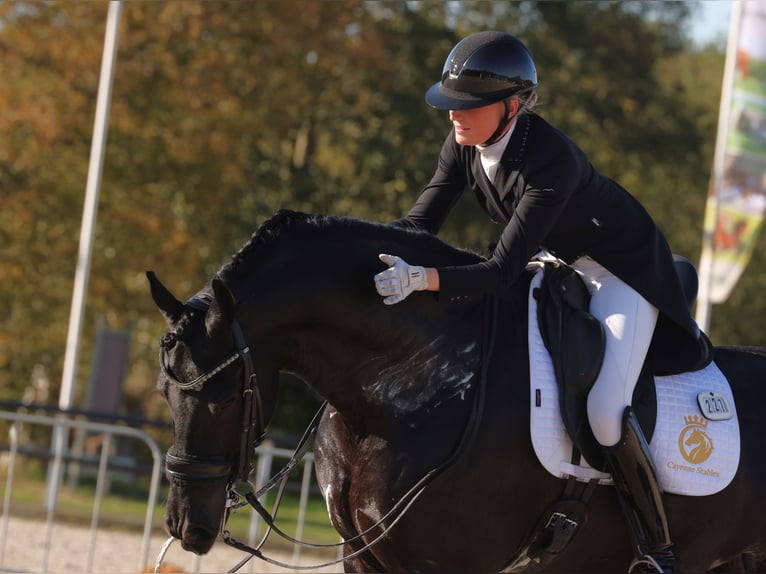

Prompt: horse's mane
xmin=218 ymin=209 xmax=481 ymax=282
xmin=224 ymin=209 xmax=318 ymax=272
xmin=162 ymin=213 xmax=318 ymax=346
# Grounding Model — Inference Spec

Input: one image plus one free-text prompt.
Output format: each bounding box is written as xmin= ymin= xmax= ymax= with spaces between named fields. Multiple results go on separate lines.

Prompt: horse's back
xmin=712 ymin=345 xmax=766 ymax=466
xmin=676 ymin=345 xmax=766 ymax=569
xmin=713 ymin=345 xmax=766 ymax=412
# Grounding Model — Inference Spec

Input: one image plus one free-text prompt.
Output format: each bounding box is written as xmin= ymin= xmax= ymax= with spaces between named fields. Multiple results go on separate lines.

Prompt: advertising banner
xmin=699 ymin=1 xmax=766 ymax=306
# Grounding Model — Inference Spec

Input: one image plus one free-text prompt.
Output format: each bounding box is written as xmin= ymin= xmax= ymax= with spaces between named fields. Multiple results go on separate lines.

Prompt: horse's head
xmin=148 ymin=271 xmax=279 ymax=554
xmin=148 ymin=210 xmax=492 ymax=553
xmin=685 ymin=428 xmax=705 ymax=446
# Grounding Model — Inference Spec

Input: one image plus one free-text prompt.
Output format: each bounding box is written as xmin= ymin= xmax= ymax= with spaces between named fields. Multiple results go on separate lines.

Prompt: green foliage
xmin=2 ymin=1 xmax=750 ymax=434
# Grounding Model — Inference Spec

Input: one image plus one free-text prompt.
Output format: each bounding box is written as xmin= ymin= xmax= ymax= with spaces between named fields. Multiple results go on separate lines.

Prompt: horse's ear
xmin=147 ymin=271 xmax=184 ymax=328
xmin=205 ymin=277 xmax=236 ymax=339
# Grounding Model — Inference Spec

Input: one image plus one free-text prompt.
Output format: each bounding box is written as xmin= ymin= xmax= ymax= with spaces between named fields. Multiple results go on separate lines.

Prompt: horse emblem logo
xmin=678 ymin=414 xmax=714 ymax=464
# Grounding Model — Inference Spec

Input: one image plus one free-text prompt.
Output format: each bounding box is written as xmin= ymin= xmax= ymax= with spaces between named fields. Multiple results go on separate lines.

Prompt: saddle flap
xmin=535 ymin=264 xmax=605 ymax=392
xmin=534 ymin=263 xmax=606 ymax=468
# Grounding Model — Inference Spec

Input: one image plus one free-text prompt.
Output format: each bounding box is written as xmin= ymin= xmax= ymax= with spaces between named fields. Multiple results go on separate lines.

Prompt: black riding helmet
xmin=426 ymin=31 xmax=538 ymax=111
xmin=426 ymin=32 xmax=537 ymax=146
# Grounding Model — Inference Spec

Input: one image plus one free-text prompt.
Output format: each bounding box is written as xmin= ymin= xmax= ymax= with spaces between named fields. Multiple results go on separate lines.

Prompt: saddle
xmin=507 ymin=258 xmax=734 ymax=572
xmin=533 ymin=256 xmax=705 ymax=471
xmin=534 ymin=262 xmax=606 ymax=470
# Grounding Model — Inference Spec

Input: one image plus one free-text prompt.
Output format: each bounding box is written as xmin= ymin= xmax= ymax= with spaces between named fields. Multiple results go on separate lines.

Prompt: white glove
xmin=374 ymin=254 xmax=428 ymax=305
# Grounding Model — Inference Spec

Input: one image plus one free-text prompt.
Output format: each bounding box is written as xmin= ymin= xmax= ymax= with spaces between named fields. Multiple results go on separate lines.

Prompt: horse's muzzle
xmin=172 ymin=522 xmax=218 ymax=555
xmin=164 ymin=472 xmax=229 ymax=555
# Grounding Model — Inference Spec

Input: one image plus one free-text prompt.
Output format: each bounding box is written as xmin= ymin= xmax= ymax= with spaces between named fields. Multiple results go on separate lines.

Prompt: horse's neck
xmin=232 ymin=219 xmax=490 ymax=429
xmin=304 ymin=306 xmax=484 ymax=433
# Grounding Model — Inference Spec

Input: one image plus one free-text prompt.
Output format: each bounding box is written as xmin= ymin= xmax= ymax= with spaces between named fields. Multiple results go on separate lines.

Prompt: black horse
xmin=150 ymin=209 xmax=766 ymax=572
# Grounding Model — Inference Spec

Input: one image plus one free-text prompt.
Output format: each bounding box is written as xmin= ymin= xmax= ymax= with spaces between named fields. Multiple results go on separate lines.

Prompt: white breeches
xmin=571 ymin=257 xmax=659 ymax=447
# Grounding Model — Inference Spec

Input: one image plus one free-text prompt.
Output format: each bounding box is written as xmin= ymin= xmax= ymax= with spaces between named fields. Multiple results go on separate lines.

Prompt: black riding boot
xmin=602 ymin=407 xmax=679 ymax=573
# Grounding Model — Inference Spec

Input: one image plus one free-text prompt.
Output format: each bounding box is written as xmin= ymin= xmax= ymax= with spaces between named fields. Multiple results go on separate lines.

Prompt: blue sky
xmin=691 ymin=1 xmax=732 ymax=44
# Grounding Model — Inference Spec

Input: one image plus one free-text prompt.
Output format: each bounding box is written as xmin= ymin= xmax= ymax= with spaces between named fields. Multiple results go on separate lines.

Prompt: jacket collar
xmin=501 ymin=112 xmax=532 ymax=164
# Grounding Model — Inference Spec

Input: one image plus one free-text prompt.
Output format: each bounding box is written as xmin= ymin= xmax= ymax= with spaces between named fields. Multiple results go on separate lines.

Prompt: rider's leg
xmin=584 ymin=270 xmax=657 ymax=447
xmin=604 ymin=407 xmax=678 ymax=573
xmin=572 ymin=257 xmax=677 ymax=573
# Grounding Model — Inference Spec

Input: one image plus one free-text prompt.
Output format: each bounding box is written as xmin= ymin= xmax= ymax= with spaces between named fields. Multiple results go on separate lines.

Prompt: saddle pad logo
xmin=678 ymin=414 xmax=714 ymax=464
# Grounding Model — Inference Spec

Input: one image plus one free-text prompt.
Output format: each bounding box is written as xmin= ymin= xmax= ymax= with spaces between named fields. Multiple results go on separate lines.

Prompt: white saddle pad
xmin=527 ymin=271 xmax=740 ymax=496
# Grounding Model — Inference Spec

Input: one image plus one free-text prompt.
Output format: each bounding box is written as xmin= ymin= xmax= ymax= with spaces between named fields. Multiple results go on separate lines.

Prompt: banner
xmin=699 ymin=1 xmax=766 ymax=305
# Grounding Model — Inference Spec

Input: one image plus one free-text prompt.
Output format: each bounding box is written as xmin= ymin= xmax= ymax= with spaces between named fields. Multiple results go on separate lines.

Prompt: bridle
xmin=156 ymin=290 xmax=498 ymax=572
xmin=160 ymin=293 xmax=265 ymax=486
xmin=156 ymin=291 xmax=353 ymax=571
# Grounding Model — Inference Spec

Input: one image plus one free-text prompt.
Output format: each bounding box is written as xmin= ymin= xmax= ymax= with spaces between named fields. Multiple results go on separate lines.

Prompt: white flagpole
xmin=45 ymin=1 xmax=123 ymax=518
xmin=696 ymin=0 xmax=743 ymax=332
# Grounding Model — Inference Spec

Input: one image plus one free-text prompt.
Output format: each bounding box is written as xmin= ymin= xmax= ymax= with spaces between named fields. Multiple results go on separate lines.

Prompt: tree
xmin=3 ymin=1 xmax=747 ymax=437
xmin=1 ymin=2 xmax=107 ymax=407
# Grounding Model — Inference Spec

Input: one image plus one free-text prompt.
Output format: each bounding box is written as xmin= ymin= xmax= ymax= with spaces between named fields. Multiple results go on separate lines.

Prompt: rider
xmin=374 ymin=30 xmax=711 ymax=573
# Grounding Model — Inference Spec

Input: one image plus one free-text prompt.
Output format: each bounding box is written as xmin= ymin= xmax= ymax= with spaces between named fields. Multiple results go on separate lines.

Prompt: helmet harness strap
xmin=481 ymin=90 xmax=535 ymax=146
xmin=482 ymin=98 xmax=514 ymax=146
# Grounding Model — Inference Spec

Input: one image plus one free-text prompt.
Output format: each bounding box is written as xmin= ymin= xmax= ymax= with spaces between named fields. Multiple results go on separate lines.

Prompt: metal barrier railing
xmin=0 ymin=409 xmax=331 ymax=573
xmin=0 ymin=410 xmax=164 ymax=572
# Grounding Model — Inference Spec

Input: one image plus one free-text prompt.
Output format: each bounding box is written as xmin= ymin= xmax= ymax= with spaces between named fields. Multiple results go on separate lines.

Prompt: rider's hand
xmin=374 ymin=254 xmax=429 ymax=305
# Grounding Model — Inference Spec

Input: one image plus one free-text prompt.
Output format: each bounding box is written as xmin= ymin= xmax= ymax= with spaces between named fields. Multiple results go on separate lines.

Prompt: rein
xmin=158 ymin=291 xmax=498 ymax=572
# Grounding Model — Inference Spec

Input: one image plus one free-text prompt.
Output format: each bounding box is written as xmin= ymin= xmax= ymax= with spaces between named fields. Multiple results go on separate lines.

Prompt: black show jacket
xmin=402 ymin=112 xmax=706 ymax=374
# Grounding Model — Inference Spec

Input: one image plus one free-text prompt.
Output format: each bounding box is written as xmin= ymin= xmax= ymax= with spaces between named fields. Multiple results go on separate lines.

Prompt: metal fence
xmin=0 ymin=408 xmax=327 ymax=573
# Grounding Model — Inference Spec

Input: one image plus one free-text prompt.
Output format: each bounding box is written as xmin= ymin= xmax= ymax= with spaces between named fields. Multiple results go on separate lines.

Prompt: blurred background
xmin=1 ymin=1 xmax=757 ymax=570
xmin=2 ymin=0 xmax=745 ymax=434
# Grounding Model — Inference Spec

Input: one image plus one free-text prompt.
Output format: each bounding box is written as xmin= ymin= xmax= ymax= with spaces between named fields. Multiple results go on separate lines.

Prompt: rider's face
xmin=449 ymin=100 xmax=515 ymax=146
